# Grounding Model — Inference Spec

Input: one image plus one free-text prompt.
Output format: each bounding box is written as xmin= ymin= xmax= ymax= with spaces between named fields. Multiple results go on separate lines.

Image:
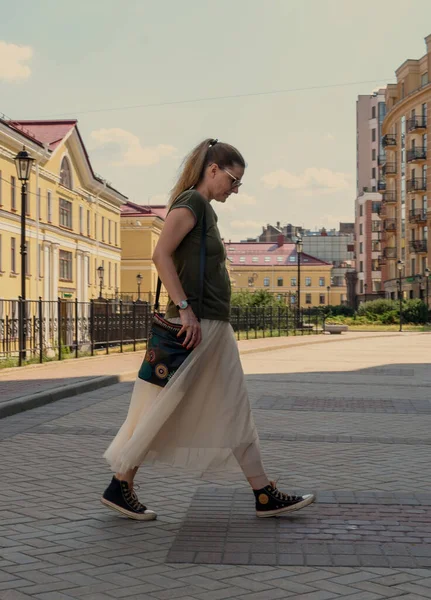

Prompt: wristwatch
xmin=176 ymin=299 xmax=189 ymax=310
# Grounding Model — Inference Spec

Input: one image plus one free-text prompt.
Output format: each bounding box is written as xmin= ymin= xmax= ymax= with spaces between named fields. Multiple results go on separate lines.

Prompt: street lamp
xmin=397 ymin=260 xmax=404 ymax=332
xmin=327 ymin=285 xmax=331 ymax=307
xmin=364 ymin=283 xmax=368 ymax=300
xmin=296 ymin=237 xmax=303 ymax=326
xmin=425 ymin=267 xmax=430 ymax=316
xmin=14 ymin=146 xmax=35 ymax=362
xmin=136 ymin=273 xmax=143 ymax=301
xmin=97 ymin=265 xmax=105 ymax=299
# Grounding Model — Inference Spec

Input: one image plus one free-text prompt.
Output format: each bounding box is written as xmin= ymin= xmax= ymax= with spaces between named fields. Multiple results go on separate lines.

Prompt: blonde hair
xmin=169 ymin=138 xmax=245 ymax=206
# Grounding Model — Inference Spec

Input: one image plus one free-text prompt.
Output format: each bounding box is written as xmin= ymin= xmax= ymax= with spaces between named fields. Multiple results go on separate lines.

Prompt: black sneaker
xmin=254 ymin=481 xmax=315 ymax=518
xmin=101 ymin=476 xmax=157 ymax=521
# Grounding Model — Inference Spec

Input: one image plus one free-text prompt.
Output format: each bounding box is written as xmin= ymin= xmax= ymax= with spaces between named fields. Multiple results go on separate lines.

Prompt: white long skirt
xmin=104 ymin=319 xmax=263 ymax=477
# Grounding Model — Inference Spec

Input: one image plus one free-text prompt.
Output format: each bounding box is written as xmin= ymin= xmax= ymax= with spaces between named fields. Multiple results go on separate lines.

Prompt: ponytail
xmin=169 ymin=138 xmax=245 ymax=206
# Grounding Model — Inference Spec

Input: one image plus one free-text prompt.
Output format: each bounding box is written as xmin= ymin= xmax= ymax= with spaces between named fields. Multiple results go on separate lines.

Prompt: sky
xmin=1 ymin=0 xmax=431 ymax=242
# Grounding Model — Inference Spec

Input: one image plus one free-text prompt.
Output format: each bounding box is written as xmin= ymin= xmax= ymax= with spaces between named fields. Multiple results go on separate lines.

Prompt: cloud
xmin=0 ymin=41 xmax=33 ymax=81
xmin=325 ymin=133 xmax=335 ymax=141
xmin=230 ymin=220 xmax=262 ymax=231
xmin=90 ymin=128 xmax=177 ymax=167
xmin=261 ymin=167 xmax=351 ymax=194
xmin=234 ymin=193 xmax=256 ymax=205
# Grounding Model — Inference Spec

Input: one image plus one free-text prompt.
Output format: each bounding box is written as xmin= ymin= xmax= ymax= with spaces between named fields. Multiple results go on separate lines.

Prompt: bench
xmin=324 ymin=324 xmax=349 ymax=335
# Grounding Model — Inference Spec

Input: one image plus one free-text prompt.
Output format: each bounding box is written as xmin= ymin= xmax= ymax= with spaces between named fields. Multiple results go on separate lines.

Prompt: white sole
xmin=256 ymin=494 xmax=316 ymax=518
xmin=100 ymin=497 xmax=157 ymax=521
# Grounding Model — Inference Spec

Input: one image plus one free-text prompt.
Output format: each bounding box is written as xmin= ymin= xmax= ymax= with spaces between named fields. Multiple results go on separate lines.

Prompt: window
xmin=372 ymin=128 xmax=376 ymax=142
xmin=411 ymin=258 xmax=416 ymax=275
xmin=11 ymin=176 xmax=16 ymax=210
xmin=60 ymin=157 xmax=72 ymax=189
xmin=263 ymin=277 xmax=270 ymax=287
xmin=277 ymin=256 xmax=283 ymax=262
xmin=239 ymin=257 xmax=245 ymax=263
xmin=108 ymin=262 xmax=112 ymax=287
xmin=94 ymin=214 xmax=98 ymax=239
xmin=102 ymin=217 xmax=105 ymax=241
xmin=372 ymin=167 xmax=376 ymax=179
xmin=252 ymin=256 xmax=258 ymax=263
xmin=79 ymin=206 xmax=84 ymax=235
xmin=422 ymin=72 xmax=428 ymax=87
xmin=59 ymin=199 xmax=72 ymax=228
xmin=372 ymin=201 xmax=380 ymax=213
xmin=277 ymin=277 xmax=283 ymax=287
xmin=37 ymin=188 xmax=41 ymax=220
xmin=87 ymin=210 xmax=91 ymax=236
xmin=115 ymin=263 xmax=118 ymax=288
xmin=11 ymin=238 xmax=16 ymax=273
xmin=360 ymin=242 xmax=363 ymax=254
xmin=59 ymin=250 xmax=72 ymax=280
xmin=305 ymin=277 xmax=311 ymax=286
xmin=371 ymin=106 xmax=376 ymax=119
xmin=264 ymin=257 xmax=270 ymax=263
xmin=401 ymin=82 xmax=405 ymax=98
xmin=372 ymin=149 xmax=376 ymax=160
xmin=115 ymin=222 xmax=118 ymax=246
xmin=359 ymin=204 xmax=363 ymax=217
xmin=38 ymin=243 xmax=42 ymax=278
xmin=290 ymin=277 xmax=297 ymax=287
xmin=47 ymin=191 xmax=52 ymax=222
xmin=289 ymin=255 xmax=296 ymax=262
xmin=372 ymin=240 xmax=380 ymax=252
xmin=360 ymin=260 xmax=363 ymax=272
xmin=305 ymin=293 xmax=312 ymax=304
xmin=360 ymin=224 xmax=363 ymax=236
xmin=319 ymin=294 xmax=325 ymax=304
xmin=319 ymin=277 xmax=325 ymax=287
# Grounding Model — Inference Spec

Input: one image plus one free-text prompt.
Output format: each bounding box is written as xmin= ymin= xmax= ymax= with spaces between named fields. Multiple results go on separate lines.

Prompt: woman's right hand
xmin=177 ymin=306 xmax=202 ymax=349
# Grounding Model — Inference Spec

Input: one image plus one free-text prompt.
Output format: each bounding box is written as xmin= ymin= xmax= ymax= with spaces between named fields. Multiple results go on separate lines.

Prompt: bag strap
xmin=154 ymin=211 xmax=207 ymax=319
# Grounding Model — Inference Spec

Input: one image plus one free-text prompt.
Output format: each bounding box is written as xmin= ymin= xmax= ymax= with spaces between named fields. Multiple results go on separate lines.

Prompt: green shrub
xmin=357 ymin=299 xmax=398 ymax=317
xmin=401 ymin=299 xmax=428 ymax=324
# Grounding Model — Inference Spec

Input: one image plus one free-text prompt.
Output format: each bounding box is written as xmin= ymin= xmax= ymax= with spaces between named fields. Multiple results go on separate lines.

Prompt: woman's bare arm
xmin=152 ymin=207 xmax=202 ymax=348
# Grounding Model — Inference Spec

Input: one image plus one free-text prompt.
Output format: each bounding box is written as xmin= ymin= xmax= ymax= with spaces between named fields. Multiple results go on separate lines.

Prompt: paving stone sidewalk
xmin=0 ymin=332 xmax=430 ymax=599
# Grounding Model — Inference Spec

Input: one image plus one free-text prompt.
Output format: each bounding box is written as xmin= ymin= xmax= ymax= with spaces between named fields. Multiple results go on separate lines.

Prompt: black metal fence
xmin=0 ymin=298 xmax=326 ymax=366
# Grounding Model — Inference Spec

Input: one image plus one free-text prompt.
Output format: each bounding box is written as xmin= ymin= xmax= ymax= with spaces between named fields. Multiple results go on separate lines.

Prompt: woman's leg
xmin=233 ymin=440 xmax=270 ymax=490
xmin=115 ymin=466 xmax=139 ymax=488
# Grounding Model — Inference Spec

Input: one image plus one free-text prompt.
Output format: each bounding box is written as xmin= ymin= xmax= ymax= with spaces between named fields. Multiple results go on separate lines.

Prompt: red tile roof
xmin=121 ymin=201 xmax=167 ymax=219
xmin=9 ymin=120 xmax=77 ymax=150
xmin=224 ymin=242 xmax=330 ymax=267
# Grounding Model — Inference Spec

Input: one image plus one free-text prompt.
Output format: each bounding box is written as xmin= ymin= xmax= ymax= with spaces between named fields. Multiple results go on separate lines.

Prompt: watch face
xmin=178 ymin=300 xmax=188 ymax=310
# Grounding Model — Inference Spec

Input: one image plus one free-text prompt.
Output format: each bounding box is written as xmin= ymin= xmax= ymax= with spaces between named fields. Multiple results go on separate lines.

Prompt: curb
xmin=0 ymin=371 xmax=136 ymax=420
xmin=1 ymin=331 xmax=424 ymax=420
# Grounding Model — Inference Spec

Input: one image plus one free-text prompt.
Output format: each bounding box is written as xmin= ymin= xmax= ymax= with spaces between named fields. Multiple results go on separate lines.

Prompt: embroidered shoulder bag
xmin=137 ymin=213 xmax=206 ymax=387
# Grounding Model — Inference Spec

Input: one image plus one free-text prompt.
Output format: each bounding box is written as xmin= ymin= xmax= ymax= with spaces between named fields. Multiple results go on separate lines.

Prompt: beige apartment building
xmin=380 ymin=34 xmax=431 ymax=299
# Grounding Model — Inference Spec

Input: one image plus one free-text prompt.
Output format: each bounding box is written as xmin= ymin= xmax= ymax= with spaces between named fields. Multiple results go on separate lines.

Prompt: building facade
xmin=354 ymin=89 xmax=386 ymax=301
xmin=120 ymin=201 xmax=167 ymax=302
xmin=0 ymin=119 xmax=126 ymax=302
xmin=225 ymin=239 xmax=347 ymax=307
xmin=380 ymin=34 xmax=431 ymax=299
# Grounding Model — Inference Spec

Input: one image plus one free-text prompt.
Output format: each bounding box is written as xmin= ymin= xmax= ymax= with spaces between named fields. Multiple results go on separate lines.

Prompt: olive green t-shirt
xmin=164 ymin=190 xmax=231 ymax=321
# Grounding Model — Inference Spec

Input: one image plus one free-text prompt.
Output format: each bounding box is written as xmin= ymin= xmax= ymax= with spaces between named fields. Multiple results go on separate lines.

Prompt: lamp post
xmin=14 ymin=146 xmax=35 ymax=362
xmin=136 ymin=273 xmax=143 ymax=301
xmin=425 ymin=267 xmax=430 ymax=317
xmin=327 ymin=285 xmax=331 ymax=307
xmin=397 ymin=260 xmax=404 ymax=332
xmin=296 ymin=237 xmax=303 ymax=326
xmin=364 ymin=283 xmax=368 ymax=301
xmin=97 ymin=265 xmax=105 ymax=299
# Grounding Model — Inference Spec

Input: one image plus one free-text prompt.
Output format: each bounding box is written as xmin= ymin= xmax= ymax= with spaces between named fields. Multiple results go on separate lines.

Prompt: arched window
xmin=60 ymin=157 xmax=72 ymax=189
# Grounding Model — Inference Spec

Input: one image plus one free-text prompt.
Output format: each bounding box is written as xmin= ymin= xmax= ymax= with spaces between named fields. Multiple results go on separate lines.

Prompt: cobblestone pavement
xmin=0 ymin=332 xmax=431 ymax=599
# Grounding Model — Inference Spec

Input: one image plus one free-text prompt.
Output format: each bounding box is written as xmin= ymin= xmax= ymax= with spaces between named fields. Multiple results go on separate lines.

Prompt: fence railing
xmin=0 ymin=298 xmax=327 ymax=365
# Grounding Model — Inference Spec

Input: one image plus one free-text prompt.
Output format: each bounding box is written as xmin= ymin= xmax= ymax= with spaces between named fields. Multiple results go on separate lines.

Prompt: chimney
xmin=276 ymin=221 xmax=281 ymax=229
xmin=277 ymin=234 xmax=284 ymax=247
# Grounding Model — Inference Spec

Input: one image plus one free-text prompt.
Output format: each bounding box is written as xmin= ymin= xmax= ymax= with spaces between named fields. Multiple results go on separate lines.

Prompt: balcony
xmin=383 ymin=219 xmax=397 ymax=232
xmin=407 ymin=147 xmax=427 ymax=162
xmin=406 ymin=178 xmax=427 ymax=192
xmin=409 ymin=208 xmax=428 ymax=223
xmin=382 ymin=134 xmax=397 ymax=147
xmin=378 ymin=154 xmax=387 ymax=166
xmin=383 ymin=247 xmax=397 ymax=259
xmin=378 ymin=180 xmax=386 ymax=191
xmin=382 ymin=163 xmax=397 ymax=177
xmin=378 ymin=256 xmax=387 ymax=267
xmin=382 ymin=191 xmax=397 ymax=204
xmin=409 ymin=240 xmax=428 ymax=254
xmin=407 ymin=116 xmax=427 ymax=131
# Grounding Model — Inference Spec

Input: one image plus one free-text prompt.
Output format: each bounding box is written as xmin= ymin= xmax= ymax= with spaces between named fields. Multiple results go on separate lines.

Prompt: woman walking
xmin=101 ymin=138 xmax=315 ymax=520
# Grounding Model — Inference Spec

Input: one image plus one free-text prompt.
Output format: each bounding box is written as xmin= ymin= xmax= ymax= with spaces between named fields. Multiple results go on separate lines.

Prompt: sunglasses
xmin=223 ymin=167 xmax=243 ymax=189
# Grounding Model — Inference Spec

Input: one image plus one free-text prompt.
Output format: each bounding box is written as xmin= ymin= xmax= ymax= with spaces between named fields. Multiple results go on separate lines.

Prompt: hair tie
xmin=209 ymin=138 xmax=218 ymax=147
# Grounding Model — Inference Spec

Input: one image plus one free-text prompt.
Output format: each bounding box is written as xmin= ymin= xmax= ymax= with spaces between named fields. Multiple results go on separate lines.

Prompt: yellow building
xmin=0 ymin=119 xmax=126 ymax=301
xmin=226 ymin=240 xmax=347 ymax=307
xmin=380 ymin=33 xmax=431 ymax=298
xmin=120 ymin=202 xmax=167 ymax=302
